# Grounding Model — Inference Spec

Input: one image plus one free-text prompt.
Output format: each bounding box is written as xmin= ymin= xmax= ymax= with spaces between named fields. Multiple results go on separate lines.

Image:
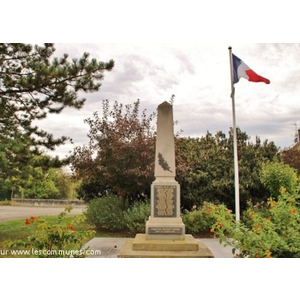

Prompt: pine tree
xmin=0 ymin=43 xmax=114 ymax=196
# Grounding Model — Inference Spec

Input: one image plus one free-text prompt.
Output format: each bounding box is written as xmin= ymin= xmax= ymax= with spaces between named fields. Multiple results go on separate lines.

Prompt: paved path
xmin=0 ymin=206 xmax=85 ymax=223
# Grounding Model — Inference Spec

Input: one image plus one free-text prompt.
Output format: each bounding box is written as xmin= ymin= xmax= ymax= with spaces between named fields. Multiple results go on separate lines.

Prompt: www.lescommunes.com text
xmin=0 ymin=248 xmax=101 ymax=256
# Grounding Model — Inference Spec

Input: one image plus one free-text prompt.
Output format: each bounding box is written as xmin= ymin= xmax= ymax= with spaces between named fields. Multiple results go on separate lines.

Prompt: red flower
xmin=25 ymin=219 xmax=30 ymax=225
xmin=30 ymin=216 xmax=35 ymax=220
xmin=67 ymin=226 xmax=74 ymax=231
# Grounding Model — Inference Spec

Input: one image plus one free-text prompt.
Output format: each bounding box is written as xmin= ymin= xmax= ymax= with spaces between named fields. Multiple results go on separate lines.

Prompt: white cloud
xmin=37 ymin=43 xmax=300 ymax=157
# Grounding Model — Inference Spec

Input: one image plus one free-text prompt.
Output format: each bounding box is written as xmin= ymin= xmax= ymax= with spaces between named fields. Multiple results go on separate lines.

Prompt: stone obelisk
xmin=145 ymin=101 xmax=185 ymax=240
xmin=117 ymin=101 xmax=214 ymax=257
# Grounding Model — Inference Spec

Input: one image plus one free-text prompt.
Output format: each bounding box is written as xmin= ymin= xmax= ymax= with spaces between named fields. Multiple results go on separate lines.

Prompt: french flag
xmin=232 ymin=54 xmax=270 ymax=85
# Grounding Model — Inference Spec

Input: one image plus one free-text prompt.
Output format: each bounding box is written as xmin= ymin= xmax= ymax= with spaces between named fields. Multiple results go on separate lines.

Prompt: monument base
xmin=145 ymin=216 xmax=185 ymax=240
xmin=117 ymin=234 xmax=214 ymax=258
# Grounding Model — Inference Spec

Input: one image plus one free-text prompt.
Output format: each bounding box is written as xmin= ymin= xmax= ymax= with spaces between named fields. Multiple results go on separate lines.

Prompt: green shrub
xmin=84 ymin=195 xmax=128 ymax=231
xmin=182 ymin=202 xmax=232 ymax=235
xmin=124 ymin=201 xmax=150 ymax=234
xmin=212 ymin=188 xmax=300 ymax=258
xmin=260 ymin=161 xmax=299 ymax=198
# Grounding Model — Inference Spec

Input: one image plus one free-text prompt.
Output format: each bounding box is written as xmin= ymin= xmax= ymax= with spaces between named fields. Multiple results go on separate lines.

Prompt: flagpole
xmin=228 ymin=46 xmax=240 ymax=221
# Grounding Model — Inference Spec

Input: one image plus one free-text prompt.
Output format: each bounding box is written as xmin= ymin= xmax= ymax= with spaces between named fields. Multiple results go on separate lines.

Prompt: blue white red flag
xmin=232 ymin=54 xmax=270 ymax=84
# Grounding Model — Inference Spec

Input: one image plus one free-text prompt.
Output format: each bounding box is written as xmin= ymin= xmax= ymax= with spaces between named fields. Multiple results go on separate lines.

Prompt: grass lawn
xmin=0 ymin=214 xmax=130 ymax=258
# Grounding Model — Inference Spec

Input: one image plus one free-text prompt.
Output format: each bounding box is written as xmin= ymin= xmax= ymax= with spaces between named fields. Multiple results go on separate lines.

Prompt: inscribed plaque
xmin=154 ymin=185 xmax=176 ymax=218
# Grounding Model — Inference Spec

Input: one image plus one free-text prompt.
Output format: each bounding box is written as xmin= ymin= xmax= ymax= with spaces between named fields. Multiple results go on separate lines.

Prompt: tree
xmin=23 ymin=167 xmax=61 ymax=199
xmin=71 ymin=99 xmax=156 ymax=202
xmin=0 ymin=152 xmax=62 ymax=199
xmin=281 ymin=143 xmax=300 ymax=174
xmin=71 ymin=100 xmax=280 ymax=211
xmin=175 ymin=128 xmax=279 ymax=212
xmin=0 ymin=43 xmax=114 ymax=195
xmin=21 ymin=166 xmax=79 ymax=199
xmin=260 ymin=161 xmax=299 ymax=198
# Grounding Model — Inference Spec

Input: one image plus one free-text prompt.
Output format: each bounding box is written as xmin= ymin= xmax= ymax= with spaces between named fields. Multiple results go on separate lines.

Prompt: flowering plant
xmin=211 ymin=188 xmax=300 ymax=258
xmin=5 ymin=206 xmax=95 ymax=258
xmin=182 ymin=202 xmax=233 ymax=235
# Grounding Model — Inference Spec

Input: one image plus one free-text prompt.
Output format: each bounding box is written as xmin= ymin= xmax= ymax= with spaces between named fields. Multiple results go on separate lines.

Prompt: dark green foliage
xmin=84 ymin=195 xmax=128 ymax=231
xmin=176 ymin=128 xmax=279 ymax=212
xmin=124 ymin=201 xmax=150 ymax=234
xmin=76 ymin=179 xmax=105 ymax=202
xmin=84 ymin=195 xmax=151 ymax=234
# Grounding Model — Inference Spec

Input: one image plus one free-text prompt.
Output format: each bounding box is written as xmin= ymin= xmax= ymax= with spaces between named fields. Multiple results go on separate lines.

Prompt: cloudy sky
xmin=36 ymin=43 xmax=300 ymax=158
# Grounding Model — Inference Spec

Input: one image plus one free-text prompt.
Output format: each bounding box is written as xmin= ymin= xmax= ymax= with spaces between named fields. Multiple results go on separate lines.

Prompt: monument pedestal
xmin=145 ymin=179 xmax=185 ymax=240
xmin=117 ymin=234 xmax=214 ymax=258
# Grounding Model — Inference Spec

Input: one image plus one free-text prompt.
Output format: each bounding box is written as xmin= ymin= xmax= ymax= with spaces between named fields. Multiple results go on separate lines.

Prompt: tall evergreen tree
xmin=0 ymin=43 xmax=114 ymax=195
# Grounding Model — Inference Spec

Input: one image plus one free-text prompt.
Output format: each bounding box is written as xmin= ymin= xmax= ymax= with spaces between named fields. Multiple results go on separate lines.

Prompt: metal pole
xmin=228 ymin=46 xmax=240 ymax=221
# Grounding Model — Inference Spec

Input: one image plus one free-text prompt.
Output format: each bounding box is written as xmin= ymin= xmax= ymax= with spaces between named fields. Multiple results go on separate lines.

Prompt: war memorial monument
xmin=118 ymin=101 xmax=214 ymax=257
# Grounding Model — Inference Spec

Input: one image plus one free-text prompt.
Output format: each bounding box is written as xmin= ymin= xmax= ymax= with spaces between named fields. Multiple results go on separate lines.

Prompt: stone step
xmin=117 ymin=234 xmax=214 ymax=258
xmin=132 ymin=234 xmax=199 ymax=251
